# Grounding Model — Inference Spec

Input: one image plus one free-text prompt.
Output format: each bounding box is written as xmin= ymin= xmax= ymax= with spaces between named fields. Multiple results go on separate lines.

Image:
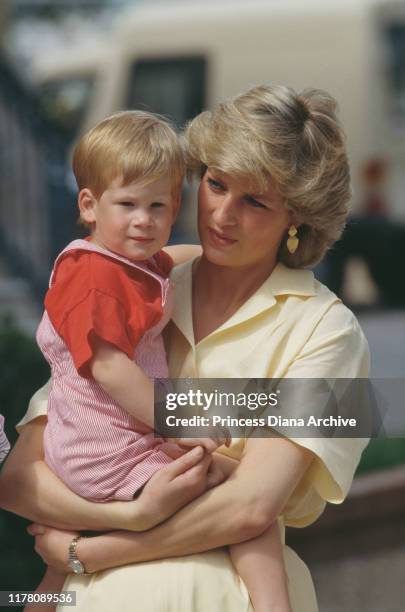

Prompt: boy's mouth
xmin=130 ymin=236 xmax=155 ymax=243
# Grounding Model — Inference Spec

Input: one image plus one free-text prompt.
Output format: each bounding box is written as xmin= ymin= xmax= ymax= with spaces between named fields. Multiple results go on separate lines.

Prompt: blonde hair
xmin=184 ymin=85 xmax=351 ymax=268
xmin=73 ymin=110 xmax=185 ymax=201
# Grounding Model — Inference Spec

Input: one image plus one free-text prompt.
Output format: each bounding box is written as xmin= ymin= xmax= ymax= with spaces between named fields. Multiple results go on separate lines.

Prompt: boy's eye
xmin=119 ymin=201 xmax=134 ymax=208
xmin=151 ymin=201 xmax=165 ymax=208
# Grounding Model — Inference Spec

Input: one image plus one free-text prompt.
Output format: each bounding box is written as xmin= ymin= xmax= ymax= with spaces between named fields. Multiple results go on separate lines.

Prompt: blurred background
xmin=0 ymin=0 xmax=404 ymax=610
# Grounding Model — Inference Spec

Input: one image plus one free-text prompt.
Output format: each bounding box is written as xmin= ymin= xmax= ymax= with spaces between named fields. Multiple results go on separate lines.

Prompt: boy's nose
xmin=133 ymin=210 xmax=153 ymax=227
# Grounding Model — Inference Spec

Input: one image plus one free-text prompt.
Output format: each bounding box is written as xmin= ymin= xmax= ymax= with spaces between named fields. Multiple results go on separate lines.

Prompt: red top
xmin=44 ymin=248 xmax=173 ymax=378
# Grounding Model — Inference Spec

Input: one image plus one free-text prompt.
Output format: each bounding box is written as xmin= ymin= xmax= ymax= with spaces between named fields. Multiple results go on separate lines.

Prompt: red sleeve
xmin=153 ymin=250 xmax=174 ymax=277
xmin=45 ymin=251 xmax=163 ymax=378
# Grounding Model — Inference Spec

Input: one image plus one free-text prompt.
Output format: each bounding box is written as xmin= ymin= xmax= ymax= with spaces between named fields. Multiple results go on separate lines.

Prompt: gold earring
xmin=287 ymin=225 xmax=299 ymax=254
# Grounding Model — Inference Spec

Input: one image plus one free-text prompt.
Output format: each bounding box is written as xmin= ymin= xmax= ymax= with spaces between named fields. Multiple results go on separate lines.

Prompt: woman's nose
xmin=212 ymin=194 xmax=237 ymax=226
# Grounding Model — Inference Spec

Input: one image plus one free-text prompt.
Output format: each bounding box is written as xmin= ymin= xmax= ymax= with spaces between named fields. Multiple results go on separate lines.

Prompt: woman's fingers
xmin=166 ymin=445 xmax=204 ymax=477
xmin=133 ymin=450 xmax=212 ymax=528
xmin=27 ymin=523 xmax=47 ymax=536
xmin=206 ymin=463 xmax=226 ymax=489
xmin=173 ymin=453 xmax=211 ymax=496
xmin=27 ymin=526 xmax=79 ymax=573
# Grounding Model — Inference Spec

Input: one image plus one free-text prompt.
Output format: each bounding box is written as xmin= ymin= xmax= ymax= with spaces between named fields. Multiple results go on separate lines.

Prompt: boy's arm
xmin=91 ymin=342 xmax=229 ymax=453
xmin=163 ymin=244 xmax=202 ymax=266
xmin=89 ymin=318 xmax=230 ymax=455
xmin=90 ymin=337 xmax=155 ymax=428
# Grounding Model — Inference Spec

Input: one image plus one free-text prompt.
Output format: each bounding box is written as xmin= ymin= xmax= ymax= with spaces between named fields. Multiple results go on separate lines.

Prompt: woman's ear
xmin=288 ymin=213 xmax=302 ymax=230
xmin=78 ymin=189 xmax=97 ymax=225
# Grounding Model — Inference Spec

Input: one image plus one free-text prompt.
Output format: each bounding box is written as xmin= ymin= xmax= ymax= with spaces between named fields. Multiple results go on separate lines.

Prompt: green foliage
xmin=0 ymin=313 xmax=49 ymax=446
xmin=0 ymin=314 xmax=49 ymax=600
xmin=357 ymin=438 xmax=405 ymax=474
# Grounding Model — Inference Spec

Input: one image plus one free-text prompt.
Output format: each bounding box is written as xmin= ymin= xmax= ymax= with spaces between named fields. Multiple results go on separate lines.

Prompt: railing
xmin=0 ymin=55 xmax=77 ymax=301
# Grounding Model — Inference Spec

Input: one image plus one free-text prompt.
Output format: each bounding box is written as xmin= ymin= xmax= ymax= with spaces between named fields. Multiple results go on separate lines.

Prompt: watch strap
xmin=68 ymin=535 xmax=87 ymax=574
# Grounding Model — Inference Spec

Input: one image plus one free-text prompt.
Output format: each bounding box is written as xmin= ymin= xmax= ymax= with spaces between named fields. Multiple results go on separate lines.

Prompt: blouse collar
xmin=170 ymin=258 xmax=316 ymax=346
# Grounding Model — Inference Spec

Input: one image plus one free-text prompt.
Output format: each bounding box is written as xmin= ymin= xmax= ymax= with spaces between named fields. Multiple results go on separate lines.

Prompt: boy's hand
xmin=168 ymin=426 xmax=231 ymax=454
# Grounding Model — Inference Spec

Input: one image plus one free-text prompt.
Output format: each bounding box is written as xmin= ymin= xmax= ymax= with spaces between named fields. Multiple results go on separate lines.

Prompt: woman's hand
xmin=27 ymin=524 xmax=79 ymax=574
xmin=122 ymin=446 xmax=223 ymax=531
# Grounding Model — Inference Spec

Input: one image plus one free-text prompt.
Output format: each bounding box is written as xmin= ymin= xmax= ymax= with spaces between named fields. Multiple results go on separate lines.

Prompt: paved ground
xmin=313 ymin=544 xmax=405 ymax=612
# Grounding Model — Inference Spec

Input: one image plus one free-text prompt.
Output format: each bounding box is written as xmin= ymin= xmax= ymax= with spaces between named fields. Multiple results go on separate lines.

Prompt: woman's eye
xmin=245 ymin=196 xmax=266 ymax=209
xmin=207 ymin=178 xmax=224 ymax=191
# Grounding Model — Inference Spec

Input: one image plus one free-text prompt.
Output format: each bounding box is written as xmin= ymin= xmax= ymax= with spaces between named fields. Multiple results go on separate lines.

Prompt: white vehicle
xmin=32 ymin=0 xmax=405 ymax=225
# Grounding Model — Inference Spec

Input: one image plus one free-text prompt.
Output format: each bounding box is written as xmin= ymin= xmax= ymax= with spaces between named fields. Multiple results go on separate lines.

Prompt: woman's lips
xmin=208 ymin=228 xmax=237 ymax=247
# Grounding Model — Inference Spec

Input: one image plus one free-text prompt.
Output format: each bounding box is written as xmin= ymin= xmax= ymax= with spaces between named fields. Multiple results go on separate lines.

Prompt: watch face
xmin=69 ymin=559 xmax=84 ymax=574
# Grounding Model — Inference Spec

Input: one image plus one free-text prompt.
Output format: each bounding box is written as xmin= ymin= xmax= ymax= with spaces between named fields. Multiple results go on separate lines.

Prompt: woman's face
xmin=198 ymin=169 xmax=291 ymax=271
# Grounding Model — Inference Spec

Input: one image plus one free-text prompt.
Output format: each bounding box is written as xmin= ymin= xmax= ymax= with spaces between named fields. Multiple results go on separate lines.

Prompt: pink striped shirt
xmin=37 ymin=240 xmax=173 ymax=502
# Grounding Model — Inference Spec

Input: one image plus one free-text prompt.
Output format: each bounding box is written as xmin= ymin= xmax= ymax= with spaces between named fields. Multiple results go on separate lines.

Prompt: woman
xmin=0 ymin=85 xmax=369 ymax=612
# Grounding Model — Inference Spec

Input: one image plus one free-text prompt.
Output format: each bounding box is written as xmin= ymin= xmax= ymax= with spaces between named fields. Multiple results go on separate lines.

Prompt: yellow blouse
xmin=20 ymin=260 xmax=369 ymax=612
xmin=167 ymin=260 xmax=369 ymax=525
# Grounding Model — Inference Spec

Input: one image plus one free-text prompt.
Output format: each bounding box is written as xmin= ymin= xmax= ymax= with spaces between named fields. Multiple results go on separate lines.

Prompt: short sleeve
xmin=16 ymin=380 xmax=50 ymax=433
xmin=59 ymin=290 xmax=148 ymax=377
xmin=284 ymin=302 xmax=370 ymax=505
xmin=45 ymin=251 xmax=164 ymax=378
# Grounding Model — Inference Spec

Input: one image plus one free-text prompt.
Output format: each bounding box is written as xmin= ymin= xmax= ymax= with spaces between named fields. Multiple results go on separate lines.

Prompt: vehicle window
xmin=36 ymin=75 xmax=94 ymax=141
xmin=126 ymin=57 xmax=206 ymax=128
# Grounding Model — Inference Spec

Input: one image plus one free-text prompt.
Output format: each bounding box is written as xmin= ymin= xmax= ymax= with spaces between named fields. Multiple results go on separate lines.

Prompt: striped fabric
xmin=0 ymin=414 xmax=10 ymax=463
xmin=37 ymin=240 xmax=174 ymax=502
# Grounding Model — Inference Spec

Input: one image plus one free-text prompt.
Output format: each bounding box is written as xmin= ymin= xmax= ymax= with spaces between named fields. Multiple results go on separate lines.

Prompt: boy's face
xmin=79 ymin=174 xmax=178 ymax=261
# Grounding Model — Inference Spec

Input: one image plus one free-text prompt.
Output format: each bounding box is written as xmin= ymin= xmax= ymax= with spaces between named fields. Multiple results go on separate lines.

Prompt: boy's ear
xmin=78 ymin=189 xmax=97 ymax=224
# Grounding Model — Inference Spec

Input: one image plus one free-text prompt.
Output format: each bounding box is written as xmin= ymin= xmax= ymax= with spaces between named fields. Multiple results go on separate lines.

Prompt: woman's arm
xmin=33 ymin=437 xmax=314 ymax=573
xmin=0 ymin=418 xmax=213 ymax=531
xmin=0 ymin=417 xmax=140 ymax=530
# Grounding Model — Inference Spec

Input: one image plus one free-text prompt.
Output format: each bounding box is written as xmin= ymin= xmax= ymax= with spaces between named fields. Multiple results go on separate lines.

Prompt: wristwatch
xmin=68 ymin=535 xmax=87 ymax=574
